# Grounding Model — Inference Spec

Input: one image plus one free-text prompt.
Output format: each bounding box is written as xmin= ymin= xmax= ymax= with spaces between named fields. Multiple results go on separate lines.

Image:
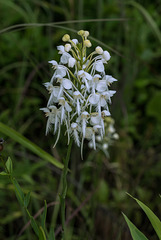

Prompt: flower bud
xmin=62 ymin=34 xmax=70 ymax=42
xmin=113 ymin=133 xmax=119 ymax=139
xmin=103 ymin=143 xmax=108 ymax=150
xmin=84 ymin=40 xmax=92 ymax=47
xmin=77 ymin=30 xmax=85 ymax=36
xmin=95 ymin=46 xmax=103 ymax=54
xmin=64 ymin=43 xmax=71 ymax=52
xmin=102 ymin=50 xmax=111 ymax=61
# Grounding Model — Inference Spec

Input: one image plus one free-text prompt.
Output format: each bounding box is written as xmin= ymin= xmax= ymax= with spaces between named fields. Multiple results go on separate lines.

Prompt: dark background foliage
xmin=0 ymin=0 xmax=161 ymax=239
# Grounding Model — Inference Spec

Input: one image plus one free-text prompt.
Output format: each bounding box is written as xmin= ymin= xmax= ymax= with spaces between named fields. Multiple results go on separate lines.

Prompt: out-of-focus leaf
xmin=6 ymin=157 xmax=13 ymax=174
xmin=0 ymin=171 xmax=9 ymax=176
xmin=24 ymin=192 xmax=31 ymax=208
xmin=12 ymin=178 xmax=24 ymax=206
xmin=127 ymin=1 xmax=161 ymax=44
xmin=146 ymin=92 xmax=161 ymax=121
xmin=39 ymin=226 xmax=47 ymax=240
xmin=48 ymin=227 xmax=55 ymax=240
xmin=41 ymin=200 xmax=47 ymax=231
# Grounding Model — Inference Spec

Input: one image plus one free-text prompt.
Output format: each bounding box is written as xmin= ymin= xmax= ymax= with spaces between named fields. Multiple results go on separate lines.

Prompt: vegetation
xmin=0 ymin=0 xmax=161 ymax=239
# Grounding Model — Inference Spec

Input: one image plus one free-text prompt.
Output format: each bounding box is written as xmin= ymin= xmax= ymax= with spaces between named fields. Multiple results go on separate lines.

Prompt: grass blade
xmin=127 ymin=1 xmax=161 ymax=44
xmin=0 ymin=122 xmax=63 ymax=169
xmin=134 ymin=198 xmax=161 ymax=240
xmin=123 ymin=213 xmax=149 ymax=240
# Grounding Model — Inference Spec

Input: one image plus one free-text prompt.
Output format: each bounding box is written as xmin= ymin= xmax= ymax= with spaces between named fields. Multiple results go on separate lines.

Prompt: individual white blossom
xmin=40 ymin=30 xmax=117 ymax=155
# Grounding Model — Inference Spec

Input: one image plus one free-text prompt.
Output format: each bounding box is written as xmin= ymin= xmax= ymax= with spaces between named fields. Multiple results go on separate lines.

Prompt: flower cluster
xmin=40 ymin=30 xmax=117 ymax=156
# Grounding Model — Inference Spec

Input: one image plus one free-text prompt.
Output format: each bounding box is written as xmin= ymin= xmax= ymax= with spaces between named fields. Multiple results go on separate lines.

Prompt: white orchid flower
xmin=47 ymin=86 xmax=62 ymax=106
xmin=59 ymin=97 xmax=72 ymax=124
xmin=78 ymin=70 xmax=92 ymax=92
xmin=90 ymin=112 xmax=101 ymax=126
xmin=56 ymin=76 xmax=73 ymax=99
xmin=96 ymin=80 xmax=108 ymax=92
xmin=91 ymin=74 xmax=101 ymax=93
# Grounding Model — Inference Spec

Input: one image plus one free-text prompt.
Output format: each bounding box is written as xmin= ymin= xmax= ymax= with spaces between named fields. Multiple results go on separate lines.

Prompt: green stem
xmin=60 ymin=139 xmax=73 ymax=239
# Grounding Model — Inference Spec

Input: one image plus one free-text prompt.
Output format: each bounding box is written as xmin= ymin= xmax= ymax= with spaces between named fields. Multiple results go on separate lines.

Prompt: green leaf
xmin=134 ymin=198 xmax=161 ymax=240
xmin=48 ymin=227 xmax=55 ymax=240
xmin=123 ymin=213 xmax=149 ymax=240
xmin=41 ymin=200 xmax=47 ymax=231
xmin=0 ymin=122 xmax=63 ymax=169
xmin=39 ymin=226 xmax=47 ymax=240
xmin=0 ymin=171 xmax=9 ymax=176
xmin=25 ymin=209 xmax=39 ymax=236
xmin=30 ymin=216 xmax=39 ymax=237
xmin=5 ymin=157 xmax=13 ymax=174
xmin=12 ymin=178 xmax=24 ymax=206
xmin=24 ymin=192 xmax=31 ymax=208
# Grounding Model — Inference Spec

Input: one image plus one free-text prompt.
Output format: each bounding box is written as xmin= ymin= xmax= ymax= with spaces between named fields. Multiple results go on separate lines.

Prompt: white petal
xmin=65 ymin=102 xmax=72 ymax=112
xmin=56 ymin=67 xmax=67 ymax=77
xmin=60 ymin=106 xmax=65 ymax=124
xmin=89 ymin=94 xmax=100 ymax=105
xmin=95 ymin=61 xmax=104 ymax=72
xmin=73 ymin=129 xmax=80 ymax=147
xmin=76 ymin=99 xmax=80 ymax=115
xmin=40 ymin=107 xmax=50 ymax=113
xmin=93 ymin=124 xmax=102 ymax=132
xmin=71 ymin=122 xmax=78 ymax=129
xmin=60 ymin=53 xmax=70 ymax=64
xmin=57 ymin=45 xmax=65 ymax=54
xmin=90 ymin=113 xmax=100 ymax=125
xmin=109 ymin=90 xmax=116 ymax=96
xmin=82 ymin=119 xmax=86 ymax=138
xmin=68 ymin=57 xmax=76 ymax=68
xmin=73 ymin=91 xmax=81 ymax=98
xmin=96 ymin=80 xmax=107 ymax=92
xmin=100 ymin=97 xmax=107 ymax=107
xmin=78 ymin=70 xmax=84 ymax=77
xmin=62 ymin=79 xmax=72 ymax=89
xmin=48 ymin=60 xmax=58 ymax=66
xmin=92 ymin=133 xmax=96 ymax=150
xmin=104 ymin=75 xmax=117 ymax=84
xmin=72 ymin=39 xmax=78 ymax=45
xmin=84 ymin=72 xmax=92 ymax=80
xmin=101 ymin=110 xmax=110 ymax=117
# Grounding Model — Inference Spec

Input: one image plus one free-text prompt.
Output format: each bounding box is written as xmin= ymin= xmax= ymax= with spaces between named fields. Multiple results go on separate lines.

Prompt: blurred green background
xmin=0 ymin=0 xmax=161 ymax=239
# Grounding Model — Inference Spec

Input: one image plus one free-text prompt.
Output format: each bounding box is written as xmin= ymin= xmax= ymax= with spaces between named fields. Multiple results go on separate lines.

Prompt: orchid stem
xmin=60 ymin=139 xmax=73 ymax=240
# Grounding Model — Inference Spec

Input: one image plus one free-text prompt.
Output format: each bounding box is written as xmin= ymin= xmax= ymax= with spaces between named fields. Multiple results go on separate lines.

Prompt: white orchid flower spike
xmin=40 ymin=30 xmax=117 ymax=157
